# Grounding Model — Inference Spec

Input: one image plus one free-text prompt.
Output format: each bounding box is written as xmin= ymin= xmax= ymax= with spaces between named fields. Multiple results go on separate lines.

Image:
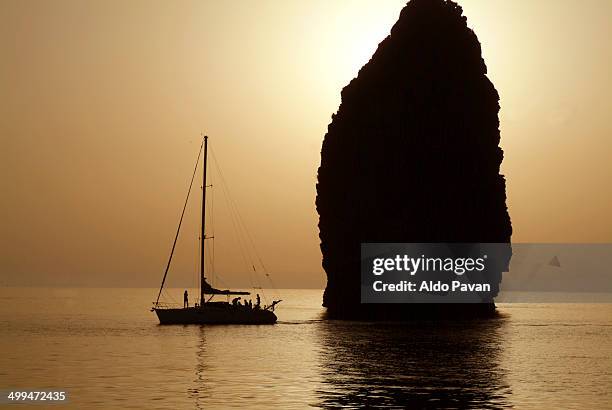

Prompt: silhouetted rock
xmin=316 ymin=0 xmax=512 ymax=319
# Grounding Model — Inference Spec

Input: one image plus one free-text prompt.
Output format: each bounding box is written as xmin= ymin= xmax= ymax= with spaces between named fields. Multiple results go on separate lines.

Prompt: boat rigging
xmin=152 ymin=135 xmax=281 ymax=324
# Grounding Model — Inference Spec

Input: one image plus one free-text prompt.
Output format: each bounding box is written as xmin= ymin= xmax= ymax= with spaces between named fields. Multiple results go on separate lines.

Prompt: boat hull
xmin=153 ymin=304 xmax=277 ymax=325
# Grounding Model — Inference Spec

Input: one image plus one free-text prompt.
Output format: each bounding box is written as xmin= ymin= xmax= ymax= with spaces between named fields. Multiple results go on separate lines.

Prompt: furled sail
xmin=202 ymin=278 xmax=250 ymax=295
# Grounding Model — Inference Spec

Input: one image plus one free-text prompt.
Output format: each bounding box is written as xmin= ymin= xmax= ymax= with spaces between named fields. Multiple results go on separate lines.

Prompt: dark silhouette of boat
xmin=152 ymin=135 xmax=280 ymax=324
xmin=155 ymin=302 xmax=277 ymax=325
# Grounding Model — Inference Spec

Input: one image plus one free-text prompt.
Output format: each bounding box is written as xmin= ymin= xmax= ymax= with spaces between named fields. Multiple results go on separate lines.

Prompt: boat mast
xmin=200 ymin=135 xmax=208 ymax=305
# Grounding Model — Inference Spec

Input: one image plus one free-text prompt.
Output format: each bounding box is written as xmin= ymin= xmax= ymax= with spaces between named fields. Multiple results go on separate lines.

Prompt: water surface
xmin=1 ymin=288 xmax=610 ymax=408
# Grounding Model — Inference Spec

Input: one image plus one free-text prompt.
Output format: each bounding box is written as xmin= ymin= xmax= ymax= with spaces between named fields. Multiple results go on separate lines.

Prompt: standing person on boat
xmin=184 ymin=290 xmax=189 ymax=308
xmin=256 ymin=294 xmax=261 ymax=309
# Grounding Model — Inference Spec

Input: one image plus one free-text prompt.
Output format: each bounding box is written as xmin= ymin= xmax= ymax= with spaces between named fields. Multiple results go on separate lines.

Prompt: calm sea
xmin=1 ymin=288 xmax=610 ymax=409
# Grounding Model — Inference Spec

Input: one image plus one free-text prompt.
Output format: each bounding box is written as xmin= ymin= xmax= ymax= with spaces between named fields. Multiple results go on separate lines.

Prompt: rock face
xmin=316 ymin=0 xmax=512 ymax=319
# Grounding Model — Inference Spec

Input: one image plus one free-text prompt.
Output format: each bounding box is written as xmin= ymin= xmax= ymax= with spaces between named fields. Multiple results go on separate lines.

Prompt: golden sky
xmin=1 ymin=0 xmax=611 ymax=288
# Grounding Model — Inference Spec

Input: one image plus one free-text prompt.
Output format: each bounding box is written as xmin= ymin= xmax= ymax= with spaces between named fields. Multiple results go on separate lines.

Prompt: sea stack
xmin=316 ymin=0 xmax=512 ymax=319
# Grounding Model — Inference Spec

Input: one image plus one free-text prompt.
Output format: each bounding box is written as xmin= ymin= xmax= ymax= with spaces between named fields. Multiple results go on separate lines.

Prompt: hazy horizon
xmin=2 ymin=0 xmax=611 ymax=288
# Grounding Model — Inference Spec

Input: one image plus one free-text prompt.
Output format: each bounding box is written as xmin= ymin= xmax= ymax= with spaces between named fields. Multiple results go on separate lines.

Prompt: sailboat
xmin=152 ymin=135 xmax=280 ymax=324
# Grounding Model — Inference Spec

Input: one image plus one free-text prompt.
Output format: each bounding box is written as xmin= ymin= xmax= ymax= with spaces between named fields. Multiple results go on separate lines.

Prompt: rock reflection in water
xmin=316 ymin=316 xmax=511 ymax=408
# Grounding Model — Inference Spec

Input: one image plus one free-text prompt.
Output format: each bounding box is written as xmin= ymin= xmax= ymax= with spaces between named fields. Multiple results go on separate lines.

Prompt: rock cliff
xmin=316 ymin=0 xmax=512 ymax=319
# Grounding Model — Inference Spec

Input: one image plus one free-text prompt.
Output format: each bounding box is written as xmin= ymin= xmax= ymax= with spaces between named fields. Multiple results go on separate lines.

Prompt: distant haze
xmin=1 ymin=0 xmax=611 ymax=288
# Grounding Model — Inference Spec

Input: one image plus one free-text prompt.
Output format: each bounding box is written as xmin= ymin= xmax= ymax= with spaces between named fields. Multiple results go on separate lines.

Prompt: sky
xmin=1 ymin=0 xmax=611 ymax=288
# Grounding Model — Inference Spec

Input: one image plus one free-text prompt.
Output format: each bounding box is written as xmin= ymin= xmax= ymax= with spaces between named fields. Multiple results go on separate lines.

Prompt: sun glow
xmin=2 ymin=0 xmax=611 ymax=289
xmin=317 ymin=1 xmax=405 ymax=84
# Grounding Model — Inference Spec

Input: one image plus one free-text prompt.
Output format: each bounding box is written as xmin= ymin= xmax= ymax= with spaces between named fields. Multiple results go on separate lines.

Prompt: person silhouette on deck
xmin=256 ymin=294 xmax=261 ymax=309
xmin=184 ymin=290 xmax=189 ymax=308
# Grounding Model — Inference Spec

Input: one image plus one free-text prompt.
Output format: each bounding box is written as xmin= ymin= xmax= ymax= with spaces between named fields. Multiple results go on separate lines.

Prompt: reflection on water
xmin=190 ymin=326 xmax=208 ymax=410
xmin=316 ymin=317 xmax=511 ymax=408
xmin=1 ymin=289 xmax=611 ymax=408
